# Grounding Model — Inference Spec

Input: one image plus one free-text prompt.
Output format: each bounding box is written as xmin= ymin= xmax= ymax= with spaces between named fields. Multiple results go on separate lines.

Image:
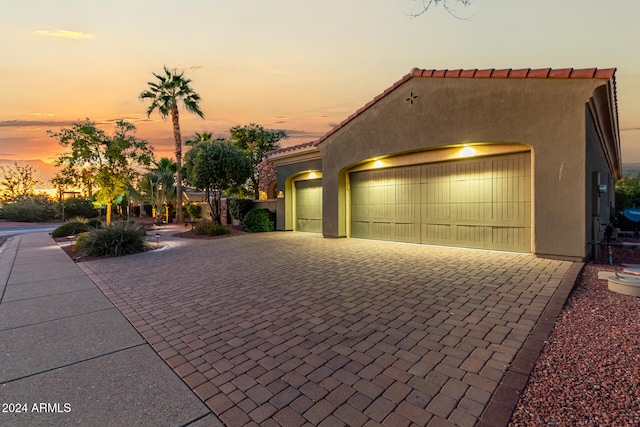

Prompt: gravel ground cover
xmin=510 ymin=243 xmax=640 ymax=426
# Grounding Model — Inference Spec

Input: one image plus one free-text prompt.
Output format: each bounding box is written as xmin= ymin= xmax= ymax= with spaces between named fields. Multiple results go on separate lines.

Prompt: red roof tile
xmin=459 ymin=69 xmax=476 ymax=78
xmin=491 ymin=69 xmax=511 ymax=78
xmin=527 ymin=68 xmax=551 ymax=78
xmin=570 ymin=68 xmax=596 ymax=78
xmin=509 ymin=69 xmax=530 ymax=78
xmin=474 ymin=69 xmax=494 ymax=78
xmin=548 ymin=68 xmax=573 ymax=78
xmin=595 ymin=68 xmax=616 ymax=79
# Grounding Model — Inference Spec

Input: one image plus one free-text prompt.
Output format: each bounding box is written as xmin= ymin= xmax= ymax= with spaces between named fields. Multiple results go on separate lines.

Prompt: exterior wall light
xmin=372 ymin=160 xmax=384 ymax=168
xmin=459 ymin=146 xmax=476 ymax=157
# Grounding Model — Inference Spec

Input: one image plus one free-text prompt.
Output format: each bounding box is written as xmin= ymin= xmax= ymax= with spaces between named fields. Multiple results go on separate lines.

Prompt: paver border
xmin=476 ymin=261 xmax=584 ymax=427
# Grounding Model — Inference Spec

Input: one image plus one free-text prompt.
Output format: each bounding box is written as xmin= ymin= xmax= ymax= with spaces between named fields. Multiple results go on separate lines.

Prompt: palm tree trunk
xmin=171 ymin=104 xmax=184 ymax=224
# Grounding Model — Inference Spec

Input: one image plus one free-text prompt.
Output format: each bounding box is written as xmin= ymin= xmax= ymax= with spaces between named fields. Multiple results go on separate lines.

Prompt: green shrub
xmin=228 ymin=198 xmax=254 ymax=221
xmin=72 ymin=233 xmax=90 ymax=252
xmin=185 ymin=203 xmax=202 ymax=220
xmin=3 ymin=195 xmax=59 ymax=222
xmin=192 ymin=220 xmax=230 ymax=236
xmin=242 ymin=208 xmax=275 ymax=232
xmin=87 ymin=219 xmax=102 ymax=228
xmin=62 ymin=198 xmax=99 ymax=218
xmin=52 ymin=221 xmax=91 ymax=237
xmin=75 ymin=222 xmax=148 ymax=257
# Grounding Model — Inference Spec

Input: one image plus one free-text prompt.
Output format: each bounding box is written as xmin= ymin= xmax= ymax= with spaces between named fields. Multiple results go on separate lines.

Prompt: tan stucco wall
xmin=318 ymin=77 xmax=612 ymax=260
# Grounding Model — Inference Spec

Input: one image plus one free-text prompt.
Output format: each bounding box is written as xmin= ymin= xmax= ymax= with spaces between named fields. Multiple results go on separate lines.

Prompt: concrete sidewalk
xmin=0 ymin=232 xmax=222 ymax=427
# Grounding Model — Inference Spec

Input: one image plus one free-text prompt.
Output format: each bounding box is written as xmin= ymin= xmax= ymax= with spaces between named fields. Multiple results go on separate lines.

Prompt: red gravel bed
xmin=510 ymin=244 xmax=640 ymax=427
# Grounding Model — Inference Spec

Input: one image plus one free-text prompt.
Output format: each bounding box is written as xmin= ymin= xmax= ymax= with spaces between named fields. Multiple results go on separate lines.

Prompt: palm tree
xmin=133 ymin=157 xmax=178 ymax=223
xmin=186 ymin=131 xmax=214 ymax=146
xmin=139 ymin=66 xmax=204 ymax=223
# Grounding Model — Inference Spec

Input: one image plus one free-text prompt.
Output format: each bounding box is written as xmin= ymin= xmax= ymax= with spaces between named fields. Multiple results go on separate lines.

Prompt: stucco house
xmin=264 ymin=67 xmax=620 ymax=261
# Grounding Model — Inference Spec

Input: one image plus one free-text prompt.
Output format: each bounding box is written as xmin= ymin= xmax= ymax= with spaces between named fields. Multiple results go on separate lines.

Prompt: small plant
xmin=242 ymin=208 xmax=275 ymax=232
xmin=228 ymin=198 xmax=254 ymax=221
xmin=186 ymin=203 xmax=202 ymax=220
xmin=52 ymin=221 xmax=91 ymax=237
xmin=87 ymin=219 xmax=102 ymax=228
xmin=72 ymin=233 xmax=89 ymax=252
xmin=75 ymin=222 xmax=148 ymax=257
xmin=192 ymin=220 xmax=230 ymax=237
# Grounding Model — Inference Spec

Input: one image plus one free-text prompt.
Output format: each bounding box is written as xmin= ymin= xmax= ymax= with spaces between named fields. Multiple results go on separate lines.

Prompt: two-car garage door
xmin=350 ymin=152 xmax=531 ymax=252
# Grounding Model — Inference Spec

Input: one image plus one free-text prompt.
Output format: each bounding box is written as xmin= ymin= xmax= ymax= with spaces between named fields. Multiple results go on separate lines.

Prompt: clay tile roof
xmin=491 ymin=69 xmax=511 ymax=78
xmin=594 ymin=68 xmax=616 ymax=79
xmin=509 ymin=69 xmax=530 ymax=78
xmin=548 ymin=68 xmax=572 ymax=78
xmin=527 ymin=68 xmax=551 ymax=78
xmin=265 ymin=141 xmax=315 ymax=156
xmin=304 ymin=67 xmax=617 ymax=148
xmin=474 ymin=69 xmax=494 ymax=78
xmin=459 ymin=69 xmax=476 ymax=78
xmin=570 ymin=68 xmax=597 ymax=78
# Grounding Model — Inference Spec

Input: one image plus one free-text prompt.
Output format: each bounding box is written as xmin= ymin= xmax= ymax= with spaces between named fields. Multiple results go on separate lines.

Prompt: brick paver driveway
xmin=82 ymin=232 xmax=574 ymax=427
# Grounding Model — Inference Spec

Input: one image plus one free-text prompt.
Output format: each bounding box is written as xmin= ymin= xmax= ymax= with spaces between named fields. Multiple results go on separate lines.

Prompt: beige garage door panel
xmin=351 ymin=167 xmax=421 ymax=243
xmin=295 ymin=179 xmax=323 ymax=233
xmin=351 ymin=152 xmax=531 ymax=252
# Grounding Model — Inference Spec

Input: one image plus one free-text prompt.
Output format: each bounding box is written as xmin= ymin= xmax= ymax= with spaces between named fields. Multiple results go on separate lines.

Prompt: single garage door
xmin=350 ymin=152 xmax=531 ymax=252
xmin=295 ymin=179 xmax=323 ymax=232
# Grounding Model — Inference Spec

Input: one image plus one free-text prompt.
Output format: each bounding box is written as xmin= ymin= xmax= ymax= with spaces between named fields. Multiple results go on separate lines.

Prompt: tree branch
xmin=410 ymin=0 xmax=475 ymax=19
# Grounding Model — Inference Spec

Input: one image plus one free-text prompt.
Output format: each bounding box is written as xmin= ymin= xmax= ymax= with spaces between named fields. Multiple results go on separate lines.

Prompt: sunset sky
xmin=1 ymin=0 xmax=639 ymax=167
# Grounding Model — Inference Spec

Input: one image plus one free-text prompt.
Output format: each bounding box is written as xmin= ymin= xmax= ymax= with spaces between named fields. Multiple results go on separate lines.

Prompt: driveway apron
xmin=81 ymin=232 xmax=577 ymax=427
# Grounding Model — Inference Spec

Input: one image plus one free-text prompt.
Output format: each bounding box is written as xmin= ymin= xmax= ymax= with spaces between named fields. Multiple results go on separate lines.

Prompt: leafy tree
xmin=616 ymin=176 xmax=640 ymax=212
xmin=0 ymin=161 xmax=44 ymax=202
xmin=61 ymin=197 xmax=99 ymax=218
xmin=184 ymin=141 xmax=251 ymax=224
xmin=48 ymin=119 xmax=154 ymax=225
xmin=229 ymin=123 xmax=287 ymax=199
xmin=140 ymin=66 xmax=204 ymax=224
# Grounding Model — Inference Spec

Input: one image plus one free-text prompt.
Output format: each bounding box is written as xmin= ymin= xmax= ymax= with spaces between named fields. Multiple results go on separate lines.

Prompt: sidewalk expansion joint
xmin=0 ymin=342 xmax=147 ymax=386
xmin=0 ymin=236 xmax=20 ymax=305
xmin=0 ymin=306 xmax=117 ymax=332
